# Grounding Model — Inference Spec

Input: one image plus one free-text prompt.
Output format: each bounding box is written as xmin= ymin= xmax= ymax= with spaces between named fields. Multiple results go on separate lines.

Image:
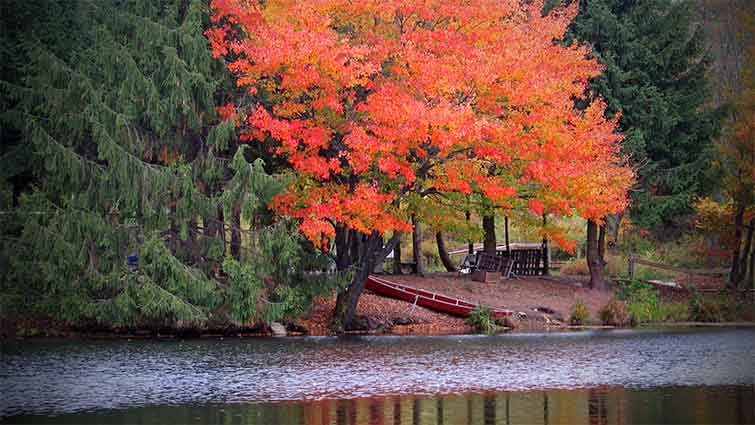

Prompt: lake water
xmin=2 ymin=327 xmax=754 ymax=424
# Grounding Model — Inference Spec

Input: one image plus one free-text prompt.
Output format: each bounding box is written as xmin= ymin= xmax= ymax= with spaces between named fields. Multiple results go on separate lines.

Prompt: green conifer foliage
xmin=565 ymin=0 xmax=722 ymax=230
xmin=0 ymin=0 xmax=293 ymax=328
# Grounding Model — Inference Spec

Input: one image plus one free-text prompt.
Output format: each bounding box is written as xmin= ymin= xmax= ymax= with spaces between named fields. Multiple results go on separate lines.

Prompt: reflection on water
xmin=6 ymin=386 xmax=754 ymax=425
xmin=2 ymin=328 xmax=754 ymax=424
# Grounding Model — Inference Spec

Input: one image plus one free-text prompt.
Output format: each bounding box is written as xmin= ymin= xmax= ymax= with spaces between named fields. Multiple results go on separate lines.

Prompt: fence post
xmin=628 ymin=254 xmax=635 ymax=280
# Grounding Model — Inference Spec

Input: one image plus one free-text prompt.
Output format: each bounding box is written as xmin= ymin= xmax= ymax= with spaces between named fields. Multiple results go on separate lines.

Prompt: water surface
xmin=2 ymin=327 xmax=754 ymax=424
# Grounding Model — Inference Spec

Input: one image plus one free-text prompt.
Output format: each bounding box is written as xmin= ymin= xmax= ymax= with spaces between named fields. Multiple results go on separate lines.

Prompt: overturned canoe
xmin=365 ymin=276 xmax=512 ymax=319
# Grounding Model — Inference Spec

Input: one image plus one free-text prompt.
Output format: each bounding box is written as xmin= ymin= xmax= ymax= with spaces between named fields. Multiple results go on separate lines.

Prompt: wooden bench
xmin=496 ymin=249 xmax=542 ymax=276
xmin=471 ymin=253 xmax=514 ymax=282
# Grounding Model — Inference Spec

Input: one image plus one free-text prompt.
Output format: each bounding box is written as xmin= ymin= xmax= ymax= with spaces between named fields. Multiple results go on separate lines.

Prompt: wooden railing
xmin=624 ymin=255 xmax=755 ymax=302
xmin=627 ymin=254 xmax=728 ymax=287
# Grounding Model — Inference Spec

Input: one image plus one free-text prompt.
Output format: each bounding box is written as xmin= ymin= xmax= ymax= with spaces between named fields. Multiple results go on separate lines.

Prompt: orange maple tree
xmin=208 ymin=0 xmax=633 ymax=328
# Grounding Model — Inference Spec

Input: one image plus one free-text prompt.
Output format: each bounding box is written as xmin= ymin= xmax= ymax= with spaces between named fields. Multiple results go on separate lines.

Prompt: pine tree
xmin=0 ymin=0 xmax=291 ymax=328
xmin=565 ymin=0 xmax=722 ymax=232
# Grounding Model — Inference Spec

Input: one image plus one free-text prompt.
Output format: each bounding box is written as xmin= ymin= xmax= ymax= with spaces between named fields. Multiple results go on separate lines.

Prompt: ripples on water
xmin=2 ymin=327 xmax=754 ymax=424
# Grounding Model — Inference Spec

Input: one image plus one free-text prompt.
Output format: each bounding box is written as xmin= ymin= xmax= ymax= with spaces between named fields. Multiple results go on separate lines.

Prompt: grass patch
xmin=561 ymin=259 xmax=589 ymax=276
xmin=599 ymin=298 xmax=630 ymax=326
xmin=569 ymin=299 xmax=590 ymax=325
xmin=614 ymin=281 xmax=746 ymax=324
xmin=617 ymin=280 xmax=669 ymax=324
xmin=559 ymin=254 xmax=636 ymax=278
xmin=688 ymin=292 xmax=742 ymax=322
xmin=659 ymin=302 xmax=690 ymax=322
xmin=628 ymin=265 xmax=677 ymax=282
xmin=465 ymin=305 xmax=498 ymax=334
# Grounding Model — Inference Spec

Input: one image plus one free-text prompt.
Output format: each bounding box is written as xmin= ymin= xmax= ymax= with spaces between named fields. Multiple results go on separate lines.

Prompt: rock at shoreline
xmin=270 ymin=322 xmax=287 ymax=337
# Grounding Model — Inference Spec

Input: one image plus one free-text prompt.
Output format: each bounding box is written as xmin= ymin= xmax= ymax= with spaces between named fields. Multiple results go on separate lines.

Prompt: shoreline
xmin=4 ymin=273 xmax=751 ymax=340
xmin=4 ymin=320 xmax=755 ymax=341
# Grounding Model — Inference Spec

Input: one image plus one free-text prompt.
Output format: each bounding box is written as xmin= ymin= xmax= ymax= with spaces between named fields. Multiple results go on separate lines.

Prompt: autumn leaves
xmin=207 ymin=0 xmax=634 ymax=251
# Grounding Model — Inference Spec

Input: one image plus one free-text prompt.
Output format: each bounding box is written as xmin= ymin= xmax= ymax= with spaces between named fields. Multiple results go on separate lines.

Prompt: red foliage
xmin=208 ymin=0 xmax=633 ymax=249
xmin=215 ymin=102 xmax=238 ymax=125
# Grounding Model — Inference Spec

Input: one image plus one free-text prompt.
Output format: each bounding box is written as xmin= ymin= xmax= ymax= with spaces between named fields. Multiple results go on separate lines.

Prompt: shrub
xmin=742 ymin=302 xmax=755 ymax=321
xmin=721 ymin=299 xmax=741 ymax=322
xmin=570 ymin=299 xmax=590 ymax=325
xmin=465 ymin=306 xmax=498 ymax=334
xmin=618 ymin=280 xmax=664 ymax=323
xmin=628 ymin=300 xmax=665 ymax=323
xmin=561 ymin=259 xmax=589 ymax=276
xmin=599 ymin=298 xmax=630 ymax=326
xmin=616 ymin=279 xmax=647 ymax=301
xmin=688 ymin=293 xmax=738 ymax=323
xmin=690 ymin=297 xmax=723 ymax=322
xmin=659 ymin=302 xmax=690 ymax=322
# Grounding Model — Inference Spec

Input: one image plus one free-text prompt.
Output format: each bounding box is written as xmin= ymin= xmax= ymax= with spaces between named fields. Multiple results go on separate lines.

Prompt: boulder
xmin=269 ymin=322 xmax=287 ymax=337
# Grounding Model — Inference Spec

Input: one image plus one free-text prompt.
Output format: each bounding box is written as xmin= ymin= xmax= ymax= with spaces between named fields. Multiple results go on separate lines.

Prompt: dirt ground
xmin=299 ymin=273 xmax=615 ymax=335
xmin=299 ymin=292 xmax=471 ymax=336
xmin=388 ymin=272 xmax=613 ymax=320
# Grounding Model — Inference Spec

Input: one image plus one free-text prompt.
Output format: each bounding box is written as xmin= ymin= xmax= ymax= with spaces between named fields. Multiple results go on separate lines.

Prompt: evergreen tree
xmin=565 ymin=0 xmax=722 ymax=232
xmin=0 ymin=0 xmax=301 ymax=328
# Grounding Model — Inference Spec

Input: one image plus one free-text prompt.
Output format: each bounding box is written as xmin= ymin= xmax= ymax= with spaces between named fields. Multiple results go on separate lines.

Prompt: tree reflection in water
xmin=9 ymin=386 xmax=753 ymax=425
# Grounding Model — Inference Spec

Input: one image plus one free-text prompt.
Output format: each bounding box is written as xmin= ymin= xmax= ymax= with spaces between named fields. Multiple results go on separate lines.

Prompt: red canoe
xmin=365 ymin=276 xmax=512 ymax=319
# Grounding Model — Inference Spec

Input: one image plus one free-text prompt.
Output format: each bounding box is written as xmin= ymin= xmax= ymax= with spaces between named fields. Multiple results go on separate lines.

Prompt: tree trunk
xmin=333 ymin=232 xmax=400 ymax=330
xmin=350 ymin=229 xmax=363 ymax=266
xmin=334 ymin=225 xmax=351 ymax=271
xmin=606 ymin=212 xmax=623 ymax=253
xmin=333 ymin=232 xmax=379 ymax=330
xmin=737 ymin=218 xmax=754 ymax=286
xmin=505 ymin=216 xmax=510 ymax=257
xmin=729 ymin=206 xmax=745 ymax=290
xmin=392 ymin=233 xmax=403 ymax=275
xmin=216 ymin=205 xmax=226 ymax=256
xmin=747 ymin=229 xmax=755 ymax=289
xmin=598 ymin=224 xmax=607 ymax=266
xmin=230 ymin=204 xmax=242 ymax=261
xmin=466 ymin=210 xmax=474 ymax=255
xmin=542 ymin=215 xmax=549 ymax=276
xmin=483 ymin=215 xmax=496 ymax=255
xmin=587 ymin=220 xmax=607 ymax=290
xmin=412 ymin=214 xmax=424 ymax=275
xmin=436 ymin=231 xmax=457 ymax=272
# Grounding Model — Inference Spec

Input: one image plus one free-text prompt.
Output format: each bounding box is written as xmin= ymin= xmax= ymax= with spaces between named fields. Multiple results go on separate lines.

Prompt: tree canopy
xmin=208 ymin=0 xmax=633 ymax=327
xmin=209 ymin=0 xmax=633 ymax=247
xmin=566 ymin=0 xmax=721 ymax=231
